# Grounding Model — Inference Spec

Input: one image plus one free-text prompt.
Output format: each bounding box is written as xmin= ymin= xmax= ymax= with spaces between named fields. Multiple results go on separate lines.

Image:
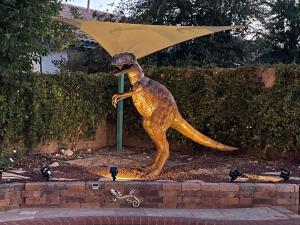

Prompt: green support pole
xmin=117 ymin=74 xmax=125 ymax=150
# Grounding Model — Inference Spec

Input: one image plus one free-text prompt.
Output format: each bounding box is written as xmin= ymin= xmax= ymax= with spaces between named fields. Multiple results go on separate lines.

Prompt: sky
xmin=64 ymin=0 xmax=120 ymax=12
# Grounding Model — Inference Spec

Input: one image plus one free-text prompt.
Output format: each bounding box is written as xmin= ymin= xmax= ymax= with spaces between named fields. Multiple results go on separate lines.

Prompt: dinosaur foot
xmin=143 ymin=169 xmax=161 ymax=178
xmin=143 ymin=164 xmax=157 ymax=173
xmin=141 ymin=161 xmax=157 ymax=168
xmin=128 ymin=162 xmax=143 ymax=171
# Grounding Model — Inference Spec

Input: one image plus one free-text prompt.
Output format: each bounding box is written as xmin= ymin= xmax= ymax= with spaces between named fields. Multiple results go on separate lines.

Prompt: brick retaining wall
xmin=0 ymin=181 xmax=299 ymax=212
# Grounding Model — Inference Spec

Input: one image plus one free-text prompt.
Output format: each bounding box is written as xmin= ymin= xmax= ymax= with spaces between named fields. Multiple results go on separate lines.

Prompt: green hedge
xmin=145 ymin=65 xmax=300 ymax=159
xmin=0 ymin=71 xmax=116 ymax=154
xmin=1 ymin=65 xmax=300 ymax=159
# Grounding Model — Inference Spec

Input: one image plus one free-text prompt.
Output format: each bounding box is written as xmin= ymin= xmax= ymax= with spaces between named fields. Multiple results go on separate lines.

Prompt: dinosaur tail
xmin=171 ymin=114 xmax=238 ymax=151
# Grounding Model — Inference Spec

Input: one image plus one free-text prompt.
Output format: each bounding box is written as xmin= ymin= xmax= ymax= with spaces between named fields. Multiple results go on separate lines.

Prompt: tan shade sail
xmin=54 ymin=17 xmax=241 ymax=59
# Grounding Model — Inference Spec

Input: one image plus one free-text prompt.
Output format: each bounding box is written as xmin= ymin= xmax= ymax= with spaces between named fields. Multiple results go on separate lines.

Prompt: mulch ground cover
xmin=1 ymin=146 xmax=300 ymax=184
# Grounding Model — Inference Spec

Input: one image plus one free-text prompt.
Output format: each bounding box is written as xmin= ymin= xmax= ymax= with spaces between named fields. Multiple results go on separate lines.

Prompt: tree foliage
xmin=259 ymin=0 xmax=300 ymax=63
xmin=0 ymin=0 xmax=75 ymax=73
xmin=114 ymin=0 xmax=263 ymax=67
xmin=112 ymin=0 xmax=300 ymax=66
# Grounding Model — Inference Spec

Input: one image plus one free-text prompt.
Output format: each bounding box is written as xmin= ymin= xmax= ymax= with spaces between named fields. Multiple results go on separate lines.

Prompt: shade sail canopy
xmin=54 ymin=17 xmax=241 ymax=59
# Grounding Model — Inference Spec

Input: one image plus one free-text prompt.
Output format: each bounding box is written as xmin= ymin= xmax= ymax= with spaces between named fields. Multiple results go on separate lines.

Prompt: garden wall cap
xmin=53 ymin=17 xmax=242 ymax=59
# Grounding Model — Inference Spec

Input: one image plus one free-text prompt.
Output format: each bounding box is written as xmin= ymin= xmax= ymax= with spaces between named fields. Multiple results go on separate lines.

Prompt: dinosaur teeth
xmin=112 ymin=66 xmax=121 ymax=74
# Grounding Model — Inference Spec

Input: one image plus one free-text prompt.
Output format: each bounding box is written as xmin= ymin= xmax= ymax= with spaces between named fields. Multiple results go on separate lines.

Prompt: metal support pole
xmin=117 ymin=74 xmax=125 ymax=150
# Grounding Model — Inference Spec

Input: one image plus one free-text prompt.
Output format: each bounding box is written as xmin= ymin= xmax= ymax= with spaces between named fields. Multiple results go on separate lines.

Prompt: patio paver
xmin=0 ymin=207 xmax=299 ymax=225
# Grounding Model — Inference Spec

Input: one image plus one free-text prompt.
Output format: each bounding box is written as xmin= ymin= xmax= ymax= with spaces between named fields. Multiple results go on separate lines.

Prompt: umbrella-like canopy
xmin=54 ymin=17 xmax=241 ymax=59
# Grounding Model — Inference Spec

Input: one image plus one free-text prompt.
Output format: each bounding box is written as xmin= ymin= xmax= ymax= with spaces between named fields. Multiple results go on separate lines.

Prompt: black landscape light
xmin=229 ymin=169 xmax=243 ymax=182
xmin=40 ymin=165 xmax=51 ymax=181
xmin=280 ymin=168 xmax=290 ymax=181
xmin=109 ymin=165 xmax=118 ymax=181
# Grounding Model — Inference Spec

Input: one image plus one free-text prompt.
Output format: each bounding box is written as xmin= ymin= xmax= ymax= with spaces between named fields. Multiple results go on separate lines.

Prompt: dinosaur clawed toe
xmin=142 ymin=169 xmax=161 ymax=178
xmin=128 ymin=162 xmax=143 ymax=171
xmin=141 ymin=164 xmax=162 ymax=178
xmin=143 ymin=164 xmax=157 ymax=172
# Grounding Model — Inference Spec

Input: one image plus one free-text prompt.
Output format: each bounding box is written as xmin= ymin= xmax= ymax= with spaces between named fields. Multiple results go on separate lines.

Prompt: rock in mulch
xmin=49 ymin=162 xmax=60 ymax=168
xmin=61 ymin=149 xmax=74 ymax=157
xmin=8 ymin=169 xmax=26 ymax=174
xmin=1 ymin=172 xmax=30 ymax=180
xmin=50 ymin=178 xmax=78 ymax=181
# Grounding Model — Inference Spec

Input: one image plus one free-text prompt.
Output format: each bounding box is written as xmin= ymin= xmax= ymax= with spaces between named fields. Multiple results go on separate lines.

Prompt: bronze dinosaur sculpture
xmin=111 ymin=53 xmax=238 ymax=177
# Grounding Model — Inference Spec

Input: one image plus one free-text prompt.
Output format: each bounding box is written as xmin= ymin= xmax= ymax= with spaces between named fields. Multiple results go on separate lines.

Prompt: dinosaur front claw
xmin=112 ymin=94 xmax=121 ymax=108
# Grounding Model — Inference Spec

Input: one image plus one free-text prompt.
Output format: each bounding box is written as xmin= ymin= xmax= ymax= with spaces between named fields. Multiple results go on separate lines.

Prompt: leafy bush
xmin=0 ymin=71 xmax=116 ymax=153
xmin=0 ymin=149 xmax=17 ymax=170
xmin=0 ymin=65 xmax=300 ymax=160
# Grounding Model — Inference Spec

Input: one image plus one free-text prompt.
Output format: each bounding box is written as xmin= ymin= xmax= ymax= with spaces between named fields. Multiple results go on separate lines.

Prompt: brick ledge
xmin=0 ymin=181 xmax=299 ymax=213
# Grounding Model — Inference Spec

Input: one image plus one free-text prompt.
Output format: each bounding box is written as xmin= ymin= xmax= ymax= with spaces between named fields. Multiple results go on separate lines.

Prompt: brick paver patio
xmin=0 ymin=207 xmax=299 ymax=225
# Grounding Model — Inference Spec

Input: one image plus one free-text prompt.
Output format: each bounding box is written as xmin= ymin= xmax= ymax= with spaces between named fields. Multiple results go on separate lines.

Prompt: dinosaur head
xmin=111 ymin=52 xmax=137 ymax=77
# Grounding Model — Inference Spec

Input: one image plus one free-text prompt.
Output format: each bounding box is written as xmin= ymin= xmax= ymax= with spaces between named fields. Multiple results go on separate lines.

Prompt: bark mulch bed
xmin=1 ymin=146 xmax=300 ymax=184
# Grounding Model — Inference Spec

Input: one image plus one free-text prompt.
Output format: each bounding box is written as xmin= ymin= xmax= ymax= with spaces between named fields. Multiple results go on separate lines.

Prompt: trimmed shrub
xmin=0 ymin=71 xmax=116 ymax=154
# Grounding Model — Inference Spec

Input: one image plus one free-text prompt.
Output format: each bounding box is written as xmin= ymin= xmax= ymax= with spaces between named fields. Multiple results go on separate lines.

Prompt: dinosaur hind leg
xmin=143 ymin=119 xmax=170 ymax=177
xmin=142 ymin=119 xmax=161 ymax=170
xmin=146 ymin=131 xmax=169 ymax=177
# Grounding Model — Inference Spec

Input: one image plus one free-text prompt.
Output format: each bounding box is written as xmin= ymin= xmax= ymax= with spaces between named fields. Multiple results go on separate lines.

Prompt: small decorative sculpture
xmin=111 ymin=53 xmax=238 ymax=177
xmin=110 ymin=189 xmax=140 ymax=208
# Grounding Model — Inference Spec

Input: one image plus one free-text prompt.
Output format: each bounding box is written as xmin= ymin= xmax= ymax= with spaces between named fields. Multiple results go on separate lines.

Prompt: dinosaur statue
xmin=111 ymin=53 xmax=238 ymax=177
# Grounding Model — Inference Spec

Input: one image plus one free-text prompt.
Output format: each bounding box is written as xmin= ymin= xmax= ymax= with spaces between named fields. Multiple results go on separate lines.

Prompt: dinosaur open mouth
xmin=111 ymin=64 xmax=133 ymax=77
xmin=112 ymin=66 xmax=122 ymax=75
